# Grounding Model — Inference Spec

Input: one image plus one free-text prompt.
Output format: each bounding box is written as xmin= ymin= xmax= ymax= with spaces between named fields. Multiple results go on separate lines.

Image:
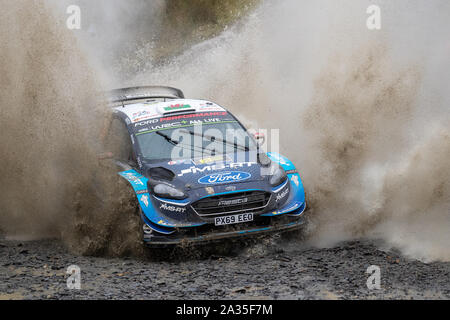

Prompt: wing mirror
xmin=252 ymin=131 xmax=266 ymax=146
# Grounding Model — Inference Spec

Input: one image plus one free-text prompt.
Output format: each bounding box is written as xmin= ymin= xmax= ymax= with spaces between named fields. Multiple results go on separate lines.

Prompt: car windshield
xmin=136 ymin=120 xmax=258 ymax=162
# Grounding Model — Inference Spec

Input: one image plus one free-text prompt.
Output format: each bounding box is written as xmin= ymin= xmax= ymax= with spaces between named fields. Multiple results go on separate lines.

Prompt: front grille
xmin=192 ymin=191 xmax=271 ymax=217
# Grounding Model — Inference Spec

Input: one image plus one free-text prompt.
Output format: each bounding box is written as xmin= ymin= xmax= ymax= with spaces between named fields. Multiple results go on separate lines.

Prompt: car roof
xmin=114 ymin=99 xmax=227 ymax=124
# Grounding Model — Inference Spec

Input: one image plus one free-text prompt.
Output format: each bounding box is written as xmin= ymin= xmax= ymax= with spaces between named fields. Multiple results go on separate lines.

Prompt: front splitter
xmin=143 ymin=213 xmax=307 ymax=248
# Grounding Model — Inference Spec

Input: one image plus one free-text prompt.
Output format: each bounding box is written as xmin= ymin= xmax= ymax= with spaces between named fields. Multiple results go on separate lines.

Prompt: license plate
xmin=215 ymin=213 xmax=254 ymax=226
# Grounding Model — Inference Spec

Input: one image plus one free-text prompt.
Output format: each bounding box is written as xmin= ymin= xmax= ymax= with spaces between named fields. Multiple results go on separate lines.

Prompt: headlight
xmin=269 ymin=163 xmax=287 ymax=187
xmin=153 ymin=183 xmax=187 ymax=200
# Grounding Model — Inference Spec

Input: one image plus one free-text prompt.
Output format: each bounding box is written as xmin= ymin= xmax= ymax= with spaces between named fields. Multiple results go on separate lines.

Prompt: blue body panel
xmin=119 ymin=171 xmax=169 ymax=227
xmin=261 ymin=152 xmax=306 ymax=217
xmin=118 ymin=152 xmax=306 ymax=233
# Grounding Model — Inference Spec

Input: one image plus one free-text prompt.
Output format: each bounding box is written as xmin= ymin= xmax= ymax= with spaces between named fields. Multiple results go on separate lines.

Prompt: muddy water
xmin=1 ymin=0 xmax=449 ymax=263
xmin=0 ymin=1 xmax=143 ymax=257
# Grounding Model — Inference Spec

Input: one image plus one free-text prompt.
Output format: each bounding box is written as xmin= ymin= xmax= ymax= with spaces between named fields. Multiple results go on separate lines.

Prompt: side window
xmin=105 ymin=118 xmax=135 ymax=164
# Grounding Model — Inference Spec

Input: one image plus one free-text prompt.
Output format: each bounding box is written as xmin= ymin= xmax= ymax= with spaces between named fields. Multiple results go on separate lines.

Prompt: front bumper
xmin=143 ymin=204 xmax=308 ymax=248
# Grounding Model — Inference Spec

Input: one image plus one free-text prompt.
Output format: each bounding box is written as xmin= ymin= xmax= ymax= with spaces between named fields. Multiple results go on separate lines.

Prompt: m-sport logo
xmin=217 ymin=198 xmax=248 ymax=206
xmin=198 ymin=171 xmax=251 ymax=185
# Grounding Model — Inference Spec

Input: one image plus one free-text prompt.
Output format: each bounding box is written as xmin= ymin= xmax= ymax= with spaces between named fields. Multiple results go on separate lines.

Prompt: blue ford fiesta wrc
xmin=104 ymin=86 xmax=308 ymax=247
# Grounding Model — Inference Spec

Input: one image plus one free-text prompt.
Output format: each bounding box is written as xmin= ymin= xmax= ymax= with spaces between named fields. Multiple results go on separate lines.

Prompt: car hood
xmin=142 ymin=153 xmax=272 ymax=197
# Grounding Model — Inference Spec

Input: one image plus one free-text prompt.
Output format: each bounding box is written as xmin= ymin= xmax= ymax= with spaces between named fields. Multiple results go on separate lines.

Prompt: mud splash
xmin=299 ymin=47 xmax=450 ymax=262
xmin=299 ymin=45 xmax=423 ymax=242
xmin=0 ymin=1 xmax=142 ymax=257
xmin=0 ymin=0 xmax=97 ymax=237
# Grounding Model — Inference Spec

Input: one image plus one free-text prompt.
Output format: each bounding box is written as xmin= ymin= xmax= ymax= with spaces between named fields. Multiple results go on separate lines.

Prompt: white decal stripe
xmin=272 ymin=179 xmax=289 ymax=193
xmin=153 ymin=195 xmax=190 ymax=206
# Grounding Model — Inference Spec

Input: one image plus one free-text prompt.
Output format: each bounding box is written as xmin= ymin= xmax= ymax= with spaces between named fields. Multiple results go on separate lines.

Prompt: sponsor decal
xmin=178 ymin=161 xmax=256 ymax=177
xmin=160 ymin=112 xmax=227 ymax=122
xmin=168 ymin=159 xmax=191 ymax=165
xmin=198 ymin=171 xmax=251 ymax=185
xmin=164 ymin=104 xmax=192 ymax=112
xmin=286 ymin=169 xmax=298 ymax=175
xmin=137 ymin=121 xmax=188 ymax=131
xmin=205 ymin=187 xmax=215 ymax=195
xmin=198 ymin=102 xmax=224 ymax=112
xmin=272 ymin=203 xmax=301 ymax=216
xmin=135 ymin=118 xmax=238 ymax=135
xmin=133 ymin=110 xmax=152 ymax=118
xmin=134 ymin=118 xmax=160 ymax=127
xmin=131 ymin=111 xmax=161 ymax=123
xmin=218 ymin=198 xmax=248 ymax=206
xmin=122 ymin=172 xmax=145 ymax=186
xmin=291 ymin=175 xmax=299 ymax=187
xmin=278 ymin=202 xmax=301 ymax=214
xmin=140 ymin=195 xmax=149 ymax=207
xmin=192 ymin=154 xmax=231 ymax=166
xmin=123 ymin=172 xmax=138 ymax=179
xmin=276 ymin=188 xmax=289 ymax=202
xmin=160 ymin=203 xmax=186 ymax=213
xmin=225 ymin=186 xmax=236 ymax=191
xmin=136 ymin=189 xmax=149 ymax=195
xmin=133 ymin=179 xmax=144 ymax=186
xmin=198 ymin=106 xmax=223 ymax=112
xmin=157 ymin=220 xmax=170 ymax=226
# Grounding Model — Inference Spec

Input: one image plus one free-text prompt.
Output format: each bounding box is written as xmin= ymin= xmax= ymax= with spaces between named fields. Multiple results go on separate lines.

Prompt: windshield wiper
xmin=155 ymin=130 xmax=215 ymax=156
xmin=156 ymin=131 xmax=180 ymax=146
xmin=180 ymin=129 xmax=250 ymax=152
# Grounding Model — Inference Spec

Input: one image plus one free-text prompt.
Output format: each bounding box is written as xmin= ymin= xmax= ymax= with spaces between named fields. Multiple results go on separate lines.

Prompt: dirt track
xmin=1 ymin=236 xmax=450 ymax=300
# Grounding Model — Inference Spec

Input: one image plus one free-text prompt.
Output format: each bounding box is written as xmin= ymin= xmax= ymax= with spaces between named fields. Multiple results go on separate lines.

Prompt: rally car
xmin=103 ymin=86 xmax=307 ymax=247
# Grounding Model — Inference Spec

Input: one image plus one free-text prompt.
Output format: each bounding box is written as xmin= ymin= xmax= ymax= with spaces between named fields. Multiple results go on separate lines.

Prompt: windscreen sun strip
xmin=135 ymin=120 xmax=239 ymax=136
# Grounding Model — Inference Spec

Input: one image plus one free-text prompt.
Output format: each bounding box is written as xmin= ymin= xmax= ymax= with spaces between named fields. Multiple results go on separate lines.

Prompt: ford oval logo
xmin=198 ymin=171 xmax=251 ymax=185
